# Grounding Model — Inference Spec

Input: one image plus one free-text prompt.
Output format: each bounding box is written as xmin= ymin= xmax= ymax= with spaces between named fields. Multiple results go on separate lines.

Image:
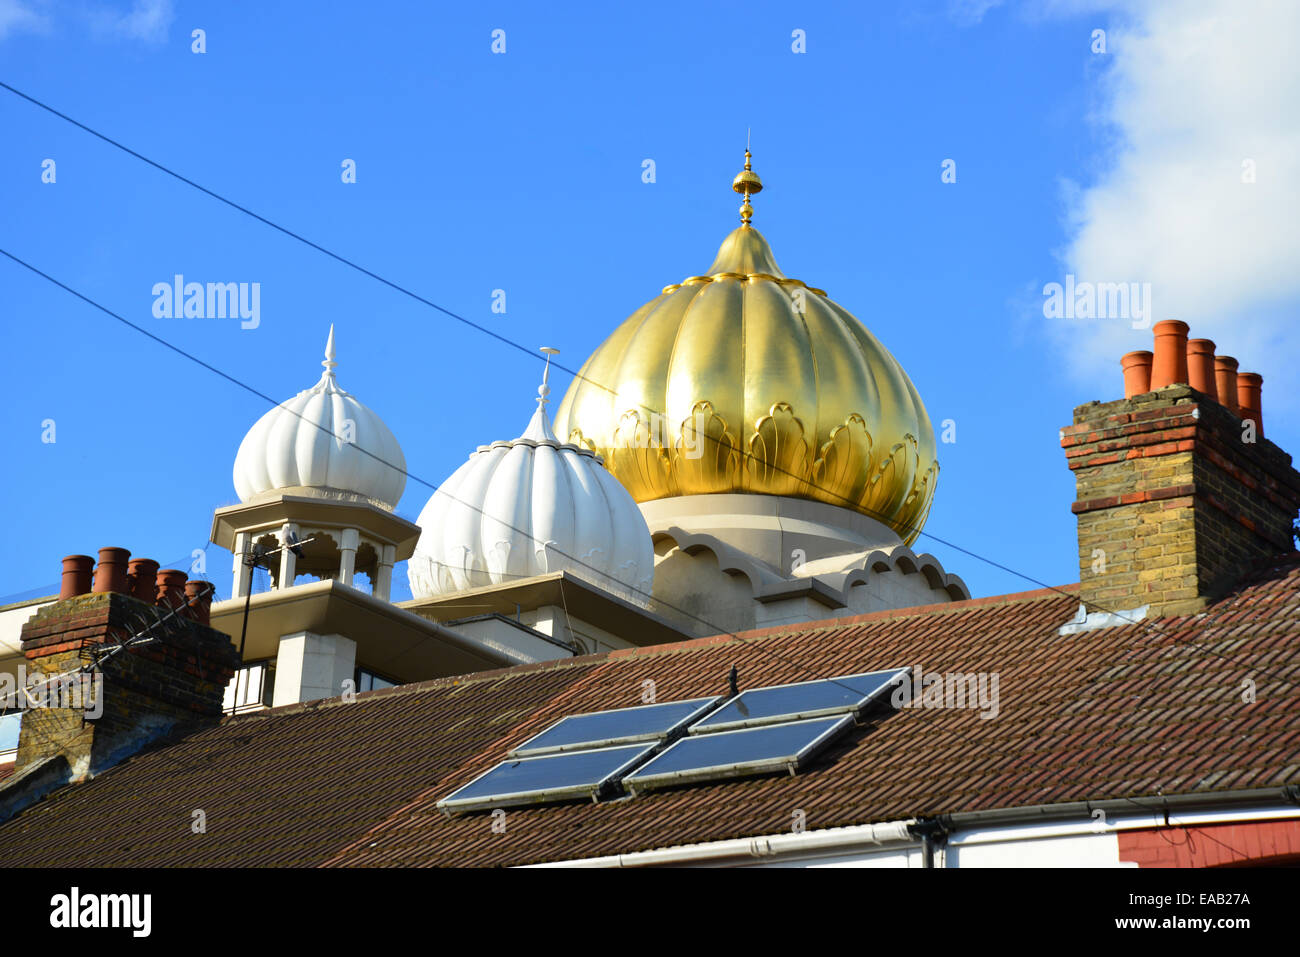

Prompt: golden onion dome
xmin=552 ymin=154 xmax=939 ymax=545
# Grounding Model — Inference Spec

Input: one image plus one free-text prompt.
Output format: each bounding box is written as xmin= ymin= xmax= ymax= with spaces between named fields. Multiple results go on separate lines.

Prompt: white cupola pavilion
xmin=211 ymin=327 xmax=420 ymax=601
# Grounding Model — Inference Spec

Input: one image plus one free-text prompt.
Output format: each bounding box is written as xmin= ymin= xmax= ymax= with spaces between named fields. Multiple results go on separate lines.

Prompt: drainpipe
xmin=909 ymin=818 xmax=948 ymax=868
xmin=935 ymin=784 xmax=1300 ymax=831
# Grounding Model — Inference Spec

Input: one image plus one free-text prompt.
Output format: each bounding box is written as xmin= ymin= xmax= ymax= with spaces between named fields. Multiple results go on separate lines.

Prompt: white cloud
xmin=1049 ymin=0 xmax=1300 ymax=400
xmin=0 ymin=0 xmax=46 ymax=40
xmin=948 ymin=0 xmax=1007 ymax=24
xmin=0 ymin=0 xmax=173 ymax=43
xmin=109 ymin=0 xmax=172 ymax=42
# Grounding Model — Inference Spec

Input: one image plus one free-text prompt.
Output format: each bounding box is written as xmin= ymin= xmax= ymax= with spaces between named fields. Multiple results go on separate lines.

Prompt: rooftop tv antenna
xmin=237 ymin=534 xmax=315 ymax=658
xmin=11 ymin=587 xmax=215 ymax=710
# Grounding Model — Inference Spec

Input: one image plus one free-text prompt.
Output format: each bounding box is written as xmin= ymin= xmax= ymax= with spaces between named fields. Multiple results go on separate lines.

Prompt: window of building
xmin=224 ymin=661 xmax=275 ymax=714
xmin=0 ymin=710 xmax=22 ymax=763
xmin=355 ymin=668 xmax=396 ymax=693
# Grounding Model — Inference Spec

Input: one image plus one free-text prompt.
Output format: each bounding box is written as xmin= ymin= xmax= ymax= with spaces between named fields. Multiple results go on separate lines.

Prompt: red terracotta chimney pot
xmin=1237 ymin=373 xmax=1264 ymax=439
xmin=1121 ymin=351 xmax=1154 ymax=399
xmin=91 ymin=547 xmax=131 ymax=595
xmin=59 ymin=555 xmax=95 ymax=600
xmin=1186 ymin=338 xmax=1218 ymax=402
xmin=183 ymin=580 xmax=215 ymax=626
xmin=1150 ymin=320 xmax=1190 ymax=389
xmin=126 ymin=558 xmax=161 ymax=604
xmin=155 ymin=568 xmax=189 ymax=610
xmin=1214 ymin=355 xmax=1240 ymax=415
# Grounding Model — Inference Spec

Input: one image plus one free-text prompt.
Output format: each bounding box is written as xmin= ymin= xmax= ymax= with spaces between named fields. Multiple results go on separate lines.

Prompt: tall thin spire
xmin=519 ymin=347 xmax=562 ymax=443
xmin=538 ymin=346 xmax=559 ymax=409
xmin=322 ymin=324 xmax=338 ymax=375
xmin=732 ymin=145 xmax=763 ymax=227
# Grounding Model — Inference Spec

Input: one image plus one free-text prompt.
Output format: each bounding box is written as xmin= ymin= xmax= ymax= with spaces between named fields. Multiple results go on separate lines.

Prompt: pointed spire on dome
xmin=731 ymin=141 xmax=763 ymax=227
xmin=537 ymin=347 xmax=559 ymax=409
xmin=520 ymin=347 xmax=561 ymax=442
xmin=320 ymin=324 xmax=338 ymax=384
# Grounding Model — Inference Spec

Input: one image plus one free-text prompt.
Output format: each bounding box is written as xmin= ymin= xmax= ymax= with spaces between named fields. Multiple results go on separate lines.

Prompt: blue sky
xmin=1 ymin=0 xmax=1296 ymax=605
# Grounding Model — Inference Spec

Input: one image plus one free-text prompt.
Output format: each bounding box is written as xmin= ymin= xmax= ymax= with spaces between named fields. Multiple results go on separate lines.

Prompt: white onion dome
xmin=408 ymin=350 xmax=655 ymax=601
xmin=232 ymin=326 xmax=407 ymax=509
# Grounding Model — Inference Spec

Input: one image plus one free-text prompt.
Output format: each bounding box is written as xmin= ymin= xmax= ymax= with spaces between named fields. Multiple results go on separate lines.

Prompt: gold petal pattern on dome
xmin=747 ymin=403 xmax=810 ymax=497
xmin=810 ymin=414 xmax=874 ymax=509
xmin=675 ymin=401 xmax=739 ymax=493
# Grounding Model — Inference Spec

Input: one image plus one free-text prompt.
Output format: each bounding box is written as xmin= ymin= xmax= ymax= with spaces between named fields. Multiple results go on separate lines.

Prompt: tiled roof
xmin=1 ymin=556 xmax=1298 ymax=867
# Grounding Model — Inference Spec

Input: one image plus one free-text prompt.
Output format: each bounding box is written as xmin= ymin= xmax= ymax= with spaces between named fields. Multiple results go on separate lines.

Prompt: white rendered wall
xmin=521 ymin=606 xmax=636 ymax=655
xmin=650 ymin=548 xmax=762 ymax=635
xmin=443 ymin=617 xmax=575 ymax=665
xmin=272 ymin=631 xmax=357 ymax=705
xmin=845 ymin=571 xmax=950 ymax=615
xmin=651 ymin=546 xmax=958 ymax=635
xmin=0 ymin=599 xmax=53 ymax=658
xmin=944 ymin=830 xmax=1131 ymax=868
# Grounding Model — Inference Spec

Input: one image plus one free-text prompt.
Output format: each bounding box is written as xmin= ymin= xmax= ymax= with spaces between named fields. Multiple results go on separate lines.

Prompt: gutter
xmin=934 ymin=785 xmax=1300 ymax=832
xmin=527 ymin=819 xmax=920 ymax=868
xmin=530 ymin=786 xmax=1300 ymax=868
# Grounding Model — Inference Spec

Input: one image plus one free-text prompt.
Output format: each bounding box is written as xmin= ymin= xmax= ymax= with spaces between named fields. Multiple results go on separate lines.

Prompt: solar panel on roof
xmin=690 ymin=669 xmax=906 ymax=734
xmin=508 ymin=696 xmax=722 ymax=756
xmin=437 ymin=742 xmax=656 ymax=814
xmin=623 ymin=715 xmax=853 ymax=793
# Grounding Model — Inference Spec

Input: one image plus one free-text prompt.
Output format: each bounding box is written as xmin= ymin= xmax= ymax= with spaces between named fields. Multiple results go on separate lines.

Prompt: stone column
xmin=339 ymin=528 xmax=359 ymax=587
xmin=231 ymin=531 xmax=252 ymax=599
xmin=277 ymin=523 xmax=299 ymax=590
xmin=374 ymin=544 xmax=396 ymax=601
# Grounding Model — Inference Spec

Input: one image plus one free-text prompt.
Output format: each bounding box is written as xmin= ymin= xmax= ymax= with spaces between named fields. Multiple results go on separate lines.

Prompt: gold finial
xmin=731 ymin=144 xmax=763 ymax=227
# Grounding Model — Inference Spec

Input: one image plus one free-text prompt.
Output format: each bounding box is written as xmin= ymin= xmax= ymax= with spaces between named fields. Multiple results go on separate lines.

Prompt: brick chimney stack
xmin=1062 ymin=328 xmax=1300 ymax=618
xmin=2 ymin=548 xmax=239 ymax=818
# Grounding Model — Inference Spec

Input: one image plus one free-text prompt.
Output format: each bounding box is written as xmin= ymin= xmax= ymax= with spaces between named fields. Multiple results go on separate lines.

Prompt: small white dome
xmin=408 ymin=353 xmax=654 ymax=602
xmin=233 ymin=327 xmax=407 ymax=509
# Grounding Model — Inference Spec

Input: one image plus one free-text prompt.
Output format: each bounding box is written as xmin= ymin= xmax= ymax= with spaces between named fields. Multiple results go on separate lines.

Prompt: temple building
xmin=200 ymin=151 xmax=970 ymax=711
xmin=1 ymin=155 xmax=1298 ymax=868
